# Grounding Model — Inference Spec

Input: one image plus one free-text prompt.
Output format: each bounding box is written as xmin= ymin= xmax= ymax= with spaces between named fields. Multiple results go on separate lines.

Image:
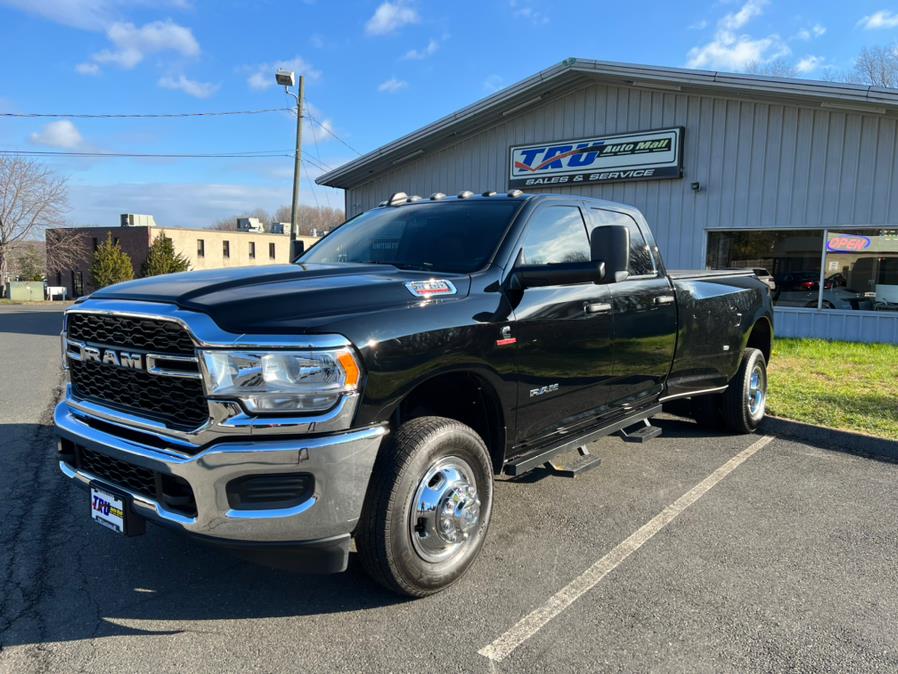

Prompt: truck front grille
xmin=68 ymin=312 xmax=196 ymax=355
xmin=69 ymin=360 xmax=208 ymax=430
xmin=66 ymin=312 xmax=208 ymax=431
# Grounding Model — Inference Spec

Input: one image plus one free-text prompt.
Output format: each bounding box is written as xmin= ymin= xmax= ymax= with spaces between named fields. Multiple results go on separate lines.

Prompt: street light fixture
xmin=276 ymin=69 xmax=304 ymax=260
xmin=275 ymin=69 xmax=295 ymax=88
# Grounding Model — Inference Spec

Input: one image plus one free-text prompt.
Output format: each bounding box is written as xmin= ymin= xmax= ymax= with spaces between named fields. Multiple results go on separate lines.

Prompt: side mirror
xmin=591 ymin=225 xmax=630 ymax=283
xmin=510 ymin=261 xmax=606 ymax=290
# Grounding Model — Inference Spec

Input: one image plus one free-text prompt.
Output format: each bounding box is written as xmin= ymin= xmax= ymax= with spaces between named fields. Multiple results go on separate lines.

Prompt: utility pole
xmin=290 ymin=75 xmax=304 ymax=260
xmin=275 ymin=69 xmax=304 ymax=260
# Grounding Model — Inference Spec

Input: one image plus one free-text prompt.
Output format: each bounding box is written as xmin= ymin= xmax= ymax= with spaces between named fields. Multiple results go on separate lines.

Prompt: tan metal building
xmin=46 ymin=223 xmax=319 ymax=297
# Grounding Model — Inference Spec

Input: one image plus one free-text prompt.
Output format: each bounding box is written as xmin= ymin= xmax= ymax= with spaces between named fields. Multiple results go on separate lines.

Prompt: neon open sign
xmin=826 ymin=234 xmax=871 ymax=252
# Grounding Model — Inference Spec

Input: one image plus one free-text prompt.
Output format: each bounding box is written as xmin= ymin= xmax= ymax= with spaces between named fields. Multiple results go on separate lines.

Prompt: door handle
xmin=654 ymin=295 xmax=675 ymax=305
xmin=584 ymin=301 xmax=612 ymax=314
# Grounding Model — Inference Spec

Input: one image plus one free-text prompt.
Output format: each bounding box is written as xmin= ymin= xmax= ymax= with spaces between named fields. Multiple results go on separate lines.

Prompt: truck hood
xmin=89 ymin=263 xmax=471 ymax=333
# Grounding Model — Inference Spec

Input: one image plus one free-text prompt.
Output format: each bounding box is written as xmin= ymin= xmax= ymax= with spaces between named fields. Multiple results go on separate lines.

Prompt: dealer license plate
xmin=90 ymin=486 xmax=126 ymax=534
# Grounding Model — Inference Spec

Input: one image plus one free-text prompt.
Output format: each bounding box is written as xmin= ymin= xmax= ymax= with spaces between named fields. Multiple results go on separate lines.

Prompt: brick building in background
xmin=46 ymin=215 xmax=320 ymax=297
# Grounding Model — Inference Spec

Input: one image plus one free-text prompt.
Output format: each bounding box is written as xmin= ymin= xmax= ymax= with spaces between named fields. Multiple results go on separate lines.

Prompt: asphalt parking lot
xmin=2 ymin=304 xmax=897 ymax=673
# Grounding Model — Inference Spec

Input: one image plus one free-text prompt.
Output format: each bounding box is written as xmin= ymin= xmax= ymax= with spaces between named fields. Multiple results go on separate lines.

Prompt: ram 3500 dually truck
xmin=55 ymin=191 xmax=773 ymax=596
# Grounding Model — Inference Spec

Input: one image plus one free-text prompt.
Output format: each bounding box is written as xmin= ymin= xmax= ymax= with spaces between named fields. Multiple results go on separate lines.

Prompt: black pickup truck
xmin=55 ymin=191 xmax=773 ymax=596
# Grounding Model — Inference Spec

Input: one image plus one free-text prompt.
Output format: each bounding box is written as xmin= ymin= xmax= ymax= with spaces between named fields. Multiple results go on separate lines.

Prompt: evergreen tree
xmin=142 ymin=235 xmax=190 ymax=276
xmin=89 ymin=233 xmax=134 ymax=289
xmin=15 ymin=246 xmax=45 ymax=281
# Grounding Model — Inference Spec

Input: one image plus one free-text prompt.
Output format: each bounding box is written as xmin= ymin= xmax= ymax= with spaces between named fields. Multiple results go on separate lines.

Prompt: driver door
xmin=510 ymin=203 xmax=616 ymax=449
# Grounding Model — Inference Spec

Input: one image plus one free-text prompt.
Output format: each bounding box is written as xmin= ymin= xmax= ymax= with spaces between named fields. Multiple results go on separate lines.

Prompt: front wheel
xmin=356 ymin=416 xmax=494 ymax=597
xmin=721 ymin=347 xmax=768 ymax=434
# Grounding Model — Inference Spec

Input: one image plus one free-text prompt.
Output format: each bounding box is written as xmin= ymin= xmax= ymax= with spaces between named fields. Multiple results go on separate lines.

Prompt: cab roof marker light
xmin=430 ymin=192 xmax=447 ymax=200
xmin=387 ymin=192 xmax=409 ymax=206
xmin=507 ymin=189 xmax=524 ymax=197
xmin=482 ymin=191 xmax=497 ymax=197
xmin=457 ymin=190 xmax=475 ymax=199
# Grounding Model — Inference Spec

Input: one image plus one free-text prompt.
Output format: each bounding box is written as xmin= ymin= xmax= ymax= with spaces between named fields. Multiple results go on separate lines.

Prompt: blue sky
xmin=1 ymin=0 xmax=896 ymax=229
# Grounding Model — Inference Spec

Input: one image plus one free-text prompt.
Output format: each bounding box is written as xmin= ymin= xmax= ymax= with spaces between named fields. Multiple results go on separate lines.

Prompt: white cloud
xmin=795 ymin=55 xmax=824 ymax=73
xmin=482 ymin=74 xmax=505 ymax=93
xmin=29 ymin=120 xmax=84 ymax=149
xmin=0 ymin=0 xmax=191 ymax=30
xmin=365 ymin=1 xmax=419 ymax=35
xmin=90 ymin=20 xmax=199 ymax=69
xmin=795 ymin=23 xmax=826 ymax=40
xmin=719 ymin=0 xmax=765 ymax=31
xmin=75 ymin=62 xmax=100 ymax=75
xmin=158 ymin=74 xmax=219 ymax=98
xmin=403 ymin=38 xmax=439 ymax=60
xmin=302 ymin=102 xmax=338 ymax=144
xmin=309 ymin=33 xmax=325 ymax=48
xmin=377 ymin=77 xmax=408 ymax=93
xmin=686 ymin=0 xmax=789 ymax=71
xmin=245 ymin=57 xmax=321 ymax=91
xmin=0 ymin=0 xmax=115 ymax=30
xmin=689 ymin=19 xmax=709 ymax=30
xmin=857 ymin=10 xmax=898 ymax=30
xmin=509 ymin=0 xmax=548 ymax=25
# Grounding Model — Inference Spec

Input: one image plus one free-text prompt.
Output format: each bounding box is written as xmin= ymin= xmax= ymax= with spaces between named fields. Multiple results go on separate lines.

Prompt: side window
xmin=520 ymin=206 xmax=590 ymax=265
xmin=590 ymin=209 xmax=656 ymax=277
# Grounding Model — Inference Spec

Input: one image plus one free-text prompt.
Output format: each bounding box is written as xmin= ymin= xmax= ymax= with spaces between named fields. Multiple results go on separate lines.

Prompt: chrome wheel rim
xmin=409 ymin=456 xmax=481 ymax=564
xmin=747 ymin=364 xmax=767 ymax=417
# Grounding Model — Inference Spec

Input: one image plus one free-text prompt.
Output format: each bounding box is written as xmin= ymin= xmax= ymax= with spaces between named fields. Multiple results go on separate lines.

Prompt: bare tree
xmin=45 ymin=228 xmax=88 ymax=277
xmin=210 ymin=208 xmax=272 ymax=231
xmin=744 ymin=59 xmax=798 ymax=79
xmin=854 ymin=45 xmax=898 ymax=88
xmin=273 ymin=204 xmax=345 ymax=236
xmin=210 ymin=216 xmax=237 ymax=231
xmin=0 ymin=156 xmax=68 ymax=287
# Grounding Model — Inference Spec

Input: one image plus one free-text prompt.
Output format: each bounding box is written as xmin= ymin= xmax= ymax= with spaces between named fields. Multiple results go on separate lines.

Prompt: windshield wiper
xmin=375 ymin=261 xmax=434 ymax=271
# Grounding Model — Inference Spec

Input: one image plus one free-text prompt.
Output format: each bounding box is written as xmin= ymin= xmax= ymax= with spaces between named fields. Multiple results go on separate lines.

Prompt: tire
xmin=356 ymin=416 xmax=494 ymax=597
xmin=720 ymin=348 xmax=768 ymax=434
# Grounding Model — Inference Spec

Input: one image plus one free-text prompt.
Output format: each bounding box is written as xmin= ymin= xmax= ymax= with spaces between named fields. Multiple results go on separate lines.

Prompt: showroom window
xmin=706 ymin=228 xmax=898 ymax=312
xmin=821 ymin=229 xmax=898 ymax=311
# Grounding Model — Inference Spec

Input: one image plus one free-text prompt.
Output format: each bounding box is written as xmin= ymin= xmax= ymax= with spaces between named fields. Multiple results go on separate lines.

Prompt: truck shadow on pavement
xmin=1 ymin=424 xmax=407 ymax=651
xmin=0 ymin=309 xmax=65 ymax=337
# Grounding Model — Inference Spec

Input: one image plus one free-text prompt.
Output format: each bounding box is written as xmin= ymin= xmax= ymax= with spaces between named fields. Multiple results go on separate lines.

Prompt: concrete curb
xmin=761 ymin=416 xmax=898 ymax=463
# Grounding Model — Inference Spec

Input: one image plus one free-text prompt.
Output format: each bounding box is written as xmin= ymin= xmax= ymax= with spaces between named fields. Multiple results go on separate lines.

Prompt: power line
xmin=0 ymin=149 xmax=293 ymax=159
xmin=301 ymin=163 xmax=322 ymax=210
xmin=0 ymin=107 xmax=293 ymax=119
xmin=303 ymin=105 xmax=362 ymax=156
xmin=302 ymin=155 xmax=333 ymax=174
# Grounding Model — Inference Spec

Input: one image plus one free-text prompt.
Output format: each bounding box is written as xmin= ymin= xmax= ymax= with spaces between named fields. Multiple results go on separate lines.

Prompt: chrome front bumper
xmin=55 ymin=400 xmax=388 ymax=543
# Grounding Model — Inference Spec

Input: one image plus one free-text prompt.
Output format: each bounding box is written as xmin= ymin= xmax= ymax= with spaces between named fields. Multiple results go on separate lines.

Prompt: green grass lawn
xmin=768 ymin=338 xmax=898 ymax=440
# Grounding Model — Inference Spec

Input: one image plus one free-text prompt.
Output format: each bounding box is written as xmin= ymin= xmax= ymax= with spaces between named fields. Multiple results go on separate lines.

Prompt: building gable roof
xmin=317 ymin=58 xmax=898 ymax=190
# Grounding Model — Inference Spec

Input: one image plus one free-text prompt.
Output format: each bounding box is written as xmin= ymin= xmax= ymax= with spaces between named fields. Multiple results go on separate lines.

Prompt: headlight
xmin=201 ymin=349 xmax=361 ymax=413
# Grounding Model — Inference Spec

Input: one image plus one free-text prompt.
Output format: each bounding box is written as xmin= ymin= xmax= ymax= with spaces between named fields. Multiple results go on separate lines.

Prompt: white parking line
xmin=478 ymin=434 xmax=774 ymax=662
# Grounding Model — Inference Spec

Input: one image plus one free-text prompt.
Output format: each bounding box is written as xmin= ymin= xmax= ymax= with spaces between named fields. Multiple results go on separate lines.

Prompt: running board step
xmin=504 ymin=405 xmax=662 ymax=476
xmin=618 ymin=419 xmax=662 ymax=443
xmin=545 ymin=446 xmax=601 ymax=478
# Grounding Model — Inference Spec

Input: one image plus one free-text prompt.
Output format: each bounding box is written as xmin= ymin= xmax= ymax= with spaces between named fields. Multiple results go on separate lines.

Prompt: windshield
xmin=300 ymin=200 xmax=521 ymax=273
